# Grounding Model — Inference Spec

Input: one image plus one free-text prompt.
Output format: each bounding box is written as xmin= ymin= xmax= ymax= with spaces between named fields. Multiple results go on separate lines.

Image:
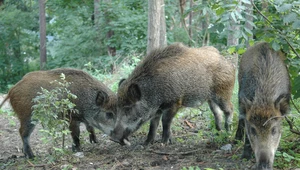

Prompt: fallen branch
xmin=27 ymin=160 xmax=47 ymax=169
xmin=148 ymin=148 xmax=202 ymax=156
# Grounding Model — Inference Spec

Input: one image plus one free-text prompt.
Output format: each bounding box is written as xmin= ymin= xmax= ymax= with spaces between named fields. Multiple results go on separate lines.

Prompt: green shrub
xmin=32 ymin=73 xmax=77 ymax=156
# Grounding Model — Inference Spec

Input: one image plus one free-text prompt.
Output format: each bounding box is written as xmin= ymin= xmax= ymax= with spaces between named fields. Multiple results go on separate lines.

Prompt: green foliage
xmin=83 ymin=52 xmax=142 ymax=92
xmin=275 ymin=151 xmax=300 ymax=169
xmin=32 ymin=73 xmax=77 ymax=156
xmin=0 ymin=1 xmax=39 ymax=93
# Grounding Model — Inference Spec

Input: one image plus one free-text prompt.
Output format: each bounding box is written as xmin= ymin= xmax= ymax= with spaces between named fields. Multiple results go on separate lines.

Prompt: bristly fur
xmin=239 ymin=42 xmax=291 ymax=119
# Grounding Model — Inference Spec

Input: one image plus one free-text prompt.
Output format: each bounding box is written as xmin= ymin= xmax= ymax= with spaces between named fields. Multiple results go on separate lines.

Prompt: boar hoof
xmin=26 ymin=153 xmax=35 ymax=159
xmin=144 ymin=139 xmax=154 ymax=146
xmin=89 ymin=134 xmax=98 ymax=144
xmin=72 ymin=145 xmax=81 ymax=152
xmin=242 ymin=151 xmax=252 ymax=160
xmin=161 ymin=138 xmax=172 ymax=145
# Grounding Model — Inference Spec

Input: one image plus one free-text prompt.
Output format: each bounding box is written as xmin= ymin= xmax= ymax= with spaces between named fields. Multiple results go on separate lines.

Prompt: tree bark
xmin=159 ymin=0 xmax=167 ymax=48
xmin=227 ymin=1 xmax=240 ymax=67
xmin=179 ymin=0 xmax=186 ymax=28
xmin=188 ymin=0 xmax=193 ymax=46
xmin=94 ymin=0 xmax=100 ymax=26
xmin=244 ymin=1 xmax=253 ymax=47
xmin=147 ymin=0 xmax=162 ymax=54
xmin=39 ymin=0 xmax=46 ymax=70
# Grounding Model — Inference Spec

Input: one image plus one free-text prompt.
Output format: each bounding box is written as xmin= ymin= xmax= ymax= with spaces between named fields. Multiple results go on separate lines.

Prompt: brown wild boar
xmin=110 ymin=43 xmax=235 ymax=146
xmin=0 ymin=68 xmax=116 ymax=159
xmin=235 ymin=42 xmax=290 ymax=170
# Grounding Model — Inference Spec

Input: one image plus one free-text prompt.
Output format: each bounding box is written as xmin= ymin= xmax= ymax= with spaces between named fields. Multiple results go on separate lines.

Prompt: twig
xmin=251 ymin=0 xmax=300 ymax=58
xmin=263 ymin=115 xmax=285 ymax=126
xmin=27 ymin=160 xmax=47 ymax=169
xmin=184 ymin=120 xmax=194 ymax=128
xmin=291 ymin=99 xmax=300 ymax=114
xmin=148 ymin=148 xmax=202 ymax=156
xmin=285 ymin=116 xmax=300 ymax=135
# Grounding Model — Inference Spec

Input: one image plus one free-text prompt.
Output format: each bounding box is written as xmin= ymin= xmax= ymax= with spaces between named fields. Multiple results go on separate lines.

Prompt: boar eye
xmin=106 ymin=112 xmax=114 ymax=119
xmin=271 ymin=127 xmax=277 ymax=136
xmin=250 ymin=127 xmax=257 ymax=136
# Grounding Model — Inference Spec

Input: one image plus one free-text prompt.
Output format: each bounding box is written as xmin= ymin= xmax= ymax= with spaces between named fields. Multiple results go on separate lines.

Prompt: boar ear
xmin=274 ymin=94 xmax=290 ymax=115
xmin=96 ymin=91 xmax=108 ymax=106
xmin=239 ymin=95 xmax=252 ymax=111
xmin=128 ymin=83 xmax=141 ymax=103
xmin=119 ymin=78 xmax=126 ymax=87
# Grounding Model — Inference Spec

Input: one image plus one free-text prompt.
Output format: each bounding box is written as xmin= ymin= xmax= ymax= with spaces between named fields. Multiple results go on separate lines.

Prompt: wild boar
xmin=235 ymin=42 xmax=290 ymax=169
xmin=0 ymin=68 xmax=116 ymax=159
xmin=110 ymin=43 xmax=235 ymax=146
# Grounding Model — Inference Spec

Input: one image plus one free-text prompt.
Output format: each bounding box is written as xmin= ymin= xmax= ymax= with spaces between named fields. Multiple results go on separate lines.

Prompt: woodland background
xmin=0 ymin=0 xmax=300 ymax=169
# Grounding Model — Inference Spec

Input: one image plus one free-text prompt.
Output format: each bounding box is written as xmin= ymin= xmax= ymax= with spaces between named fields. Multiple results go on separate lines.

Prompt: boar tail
xmin=0 ymin=95 xmax=10 ymax=109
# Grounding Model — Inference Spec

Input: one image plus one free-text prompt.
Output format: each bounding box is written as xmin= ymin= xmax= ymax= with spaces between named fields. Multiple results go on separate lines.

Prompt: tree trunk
xmin=94 ymin=0 xmax=100 ymax=26
xmin=147 ymin=0 xmax=162 ymax=54
xmin=188 ymin=0 xmax=193 ymax=46
xmin=179 ymin=0 xmax=186 ymax=28
xmin=244 ymin=1 xmax=253 ymax=47
xmin=227 ymin=1 xmax=240 ymax=67
xmin=159 ymin=0 xmax=167 ymax=48
xmin=107 ymin=30 xmax=116 ymax=56
xmin=39 ymin=0 xmax=46 ymax=70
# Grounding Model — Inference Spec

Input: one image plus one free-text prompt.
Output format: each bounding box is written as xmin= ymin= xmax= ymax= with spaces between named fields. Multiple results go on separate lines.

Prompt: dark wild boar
xmin=0 ymin=68 xmax=116 ymax=159
xmin=235 ymin=42 xmax=290 ymax=170
xmin=111 ymin=43 xmax=235 ymax=146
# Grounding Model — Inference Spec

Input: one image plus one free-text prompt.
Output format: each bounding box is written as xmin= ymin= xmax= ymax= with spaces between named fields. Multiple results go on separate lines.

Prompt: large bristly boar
xmin=235 ymin=42 xmax=290 ymax=169
xmin=110 ymin=43 xmax=235 ymax=146
xmin=0 ymin=68 xmax=116 ymax=159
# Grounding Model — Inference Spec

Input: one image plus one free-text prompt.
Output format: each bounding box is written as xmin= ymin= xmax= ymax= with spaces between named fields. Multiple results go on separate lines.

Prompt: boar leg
xmin=242 ymin=134 xmax=253 ymax=159
xmin=235 ymin=103 xmax=246 ymax=141
xmin=144 ymin=111 xmax=162 ymax=145
xmin=235 ymin=118 xmax=245 ymax=142
xmin=19 ymin=117 xmax=36 ymax=159
xmin=84 ymin=122 xmax=98 ymax=144
xmin=161 ymin=104 xmax=179 ymax=144
xmin=209 ymin=99 xmax=233 ymax=131
xmin=69 ymin=119 xmax=81 ymax=152
xmin=208 ymin=100 xmax=223 ymax=131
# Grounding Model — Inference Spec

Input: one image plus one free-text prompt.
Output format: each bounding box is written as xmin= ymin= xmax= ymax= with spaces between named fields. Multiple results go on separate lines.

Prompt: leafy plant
xmin=31 ymin=73 xmax=77 ymax=157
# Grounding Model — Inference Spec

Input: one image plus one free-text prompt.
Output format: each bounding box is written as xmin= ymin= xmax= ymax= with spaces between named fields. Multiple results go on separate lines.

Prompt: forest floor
xmin=0 ymin=94 xmax=284 ymax=170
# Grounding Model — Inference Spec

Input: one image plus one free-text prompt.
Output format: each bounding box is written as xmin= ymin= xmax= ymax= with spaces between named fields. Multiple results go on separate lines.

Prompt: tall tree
xmin=227 ymin=0 xmax=241 ymax=67
xmin=188 ymin=0 xmax=193 ymax=46
xmin=244 ymin=1 xmax=253 ymax=47
xmin=39 ymin=0 xmax=46 ymax=70
xmin=147 ymin=0 xmax=166 ymax=54
xmin=201 ymin=0 xmax=210 ymax=46
xmin=94 ymin=0 xmax=100 ymax=26
xmin=159 ymin=0 xmax=167 ymax=47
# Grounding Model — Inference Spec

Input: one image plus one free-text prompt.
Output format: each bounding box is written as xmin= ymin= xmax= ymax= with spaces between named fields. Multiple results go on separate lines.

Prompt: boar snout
xmin=110 ymin=124 xmax=131 ymax=146
xmin=256 ymin=151 xmax=273 ymax=170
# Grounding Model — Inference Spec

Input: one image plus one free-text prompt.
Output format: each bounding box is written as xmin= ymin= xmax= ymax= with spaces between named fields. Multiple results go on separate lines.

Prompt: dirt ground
xmin=0 ymin=95 xmax=269 ymax=170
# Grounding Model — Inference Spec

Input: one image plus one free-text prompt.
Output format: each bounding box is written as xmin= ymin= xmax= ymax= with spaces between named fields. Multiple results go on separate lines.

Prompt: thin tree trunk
xmin=179 ymin=0 xmax=186 ymax=28
xmin=159 ymin=0 xmax=167 ymax=48
xmin=147 ymin=0 xmax=161 ymax=54
xmin=39 ymin=0 xmax=46 ymax=70
xmin=188 ymin=0 xmax=193 ymax=46
xmin=227 ymin=1 xmax=240 ymax=67
xmin=245 ymin=2 xmax=253 ymax=47
xmin=94 ymin=0 xmax=100 ymax=26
